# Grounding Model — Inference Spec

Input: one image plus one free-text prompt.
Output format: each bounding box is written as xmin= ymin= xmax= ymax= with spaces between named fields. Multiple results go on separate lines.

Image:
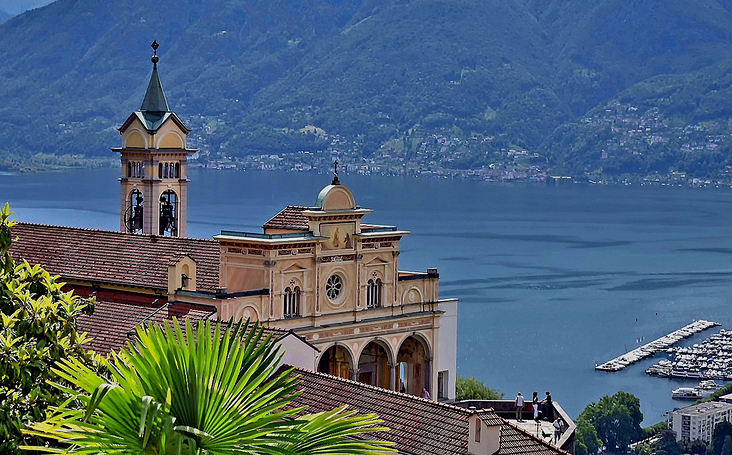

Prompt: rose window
xmin=326 ymin=274 xmax=343 ymax=301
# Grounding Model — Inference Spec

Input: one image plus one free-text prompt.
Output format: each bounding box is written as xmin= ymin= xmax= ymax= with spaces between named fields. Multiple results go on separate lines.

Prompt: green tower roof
xmin=140 ymin=66 xmax=169 ymax=113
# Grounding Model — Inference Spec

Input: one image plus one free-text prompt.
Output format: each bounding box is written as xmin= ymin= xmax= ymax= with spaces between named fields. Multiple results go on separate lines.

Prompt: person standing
xmin=553 ymin=416 xmax=563 ymax=444
xmin=421 ymin=387 xmax=431 ymax=399
xmin=541 ymin=391 xmax=553 ymax=421
xmin=515 ymin=392 xmax=525 ymax=421
xmin=532 ymin=391 xmax=539 ymax=421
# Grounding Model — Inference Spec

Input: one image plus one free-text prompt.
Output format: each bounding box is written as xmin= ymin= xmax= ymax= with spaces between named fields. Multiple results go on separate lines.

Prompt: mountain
xmin=2 ymin=0 xmax=732 ymax=181
xmin=0 ymin=9 xmax=12 ymax=24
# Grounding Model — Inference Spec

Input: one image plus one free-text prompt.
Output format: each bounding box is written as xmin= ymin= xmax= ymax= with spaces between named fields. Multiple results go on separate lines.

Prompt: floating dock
xmin=595 ymin=320 xmax=721 ymax=372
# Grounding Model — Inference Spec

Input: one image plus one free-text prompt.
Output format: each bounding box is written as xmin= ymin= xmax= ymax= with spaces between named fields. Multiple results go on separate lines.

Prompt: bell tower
xmin=113 ymin=41 xmax=195 ymax=237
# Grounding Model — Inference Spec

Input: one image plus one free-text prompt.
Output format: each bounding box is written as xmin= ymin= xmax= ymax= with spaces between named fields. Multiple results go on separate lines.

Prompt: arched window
xmin=175 ymin=162 xmax=180 ymax=179
xmin=284 ymin=286 xmax=301 ymax=318
xmin=367 ymin=279 xmax=382 ymax=309
xmin=125 ymin=189 xmax=144 ymax=234
xmin=127 ymin=162 xmax=132 ymax=178
xmin=159 ymin=190 xmax=177 ymax=236
xmin=158 ymin=163 xmax=163 ymax=179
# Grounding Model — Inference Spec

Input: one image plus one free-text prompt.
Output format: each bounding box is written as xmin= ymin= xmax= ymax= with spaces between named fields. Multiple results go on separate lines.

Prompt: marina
xmin=595 ymin=320 xmax=721 ymax=372
xmin=647 ymin=329 xmax=732 ymax=380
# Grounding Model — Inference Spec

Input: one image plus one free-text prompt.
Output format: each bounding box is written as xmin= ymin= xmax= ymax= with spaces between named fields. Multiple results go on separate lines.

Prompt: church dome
xmin=315 ymin=184 xmax=357 ymax=211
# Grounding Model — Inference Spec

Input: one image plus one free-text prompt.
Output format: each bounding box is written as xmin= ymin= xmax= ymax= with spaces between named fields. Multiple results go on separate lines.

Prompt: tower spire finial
xmin=151 ymin=40 xmax=159 ymax=69
xmin=141 ymin=40 xmax=169 ymax=112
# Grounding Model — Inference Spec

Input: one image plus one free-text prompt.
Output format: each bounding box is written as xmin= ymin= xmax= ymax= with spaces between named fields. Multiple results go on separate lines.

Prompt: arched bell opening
xmin=159 ymin=190 xmax=178 ymax=236
xmin=124 ymin=189 xmax=144 ymax=234
xmin=317 ymin=345 xmax=353 ymax=380
xmin=397 ymin=335 xmax=431 ymax=397
xmin=357 ymin=340 xmax=392 ymax=388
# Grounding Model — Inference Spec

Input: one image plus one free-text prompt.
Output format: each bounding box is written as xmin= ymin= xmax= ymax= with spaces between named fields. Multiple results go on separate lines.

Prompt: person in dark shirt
xmin=540 ymin=391 xmax=553 ymax=420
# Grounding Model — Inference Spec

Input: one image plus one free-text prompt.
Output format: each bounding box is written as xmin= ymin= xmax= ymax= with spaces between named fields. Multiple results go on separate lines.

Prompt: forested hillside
xmin=2 ymin=0 xmax=732 ymax=181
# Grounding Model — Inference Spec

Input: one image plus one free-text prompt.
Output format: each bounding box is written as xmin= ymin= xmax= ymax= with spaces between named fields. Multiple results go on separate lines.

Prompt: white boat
xmin=672 ymin=387 xmax=702 ymax=399
xmin=672 ymin=381 xmax=723 ymax=399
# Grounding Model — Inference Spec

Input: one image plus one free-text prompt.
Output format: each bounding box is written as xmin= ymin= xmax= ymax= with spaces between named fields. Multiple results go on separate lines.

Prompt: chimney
xmin=468 ymin=413 xmax=500 ymax=455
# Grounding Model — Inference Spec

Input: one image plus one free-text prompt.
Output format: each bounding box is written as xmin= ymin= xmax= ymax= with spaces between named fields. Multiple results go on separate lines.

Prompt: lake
xmin=4 ymin=167 xmax=732 ymax=422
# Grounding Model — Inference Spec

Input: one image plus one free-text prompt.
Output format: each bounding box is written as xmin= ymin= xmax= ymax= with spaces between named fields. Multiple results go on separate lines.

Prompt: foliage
xmin=0 ymin=203 xmax=94 ymax=454
xmin=684 ymin=437 xmax=709 ymax=455
xmin=655 ymin=429 xmax=682 ymax=455
xmin=713 ymin=422 xmax=732 ymax=455
xmin=579 ymin=391 xmax=643 ymax=453
xmin=723 ymin=436 xmax=732 ymax=455
xmin=455 ymin=375 xmax=504 ymax=401
xmin=23 ymin=317 xmax=395 ymax=454
xmin=643 ymin=420 xmax=670 ymax=439
xmin=575 ymin=416 xmax=602 ymax=455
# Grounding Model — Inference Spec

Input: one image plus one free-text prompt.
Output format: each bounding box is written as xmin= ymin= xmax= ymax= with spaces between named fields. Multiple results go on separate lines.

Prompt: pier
xmin=595 ymin=320 xmax=721 ymax=372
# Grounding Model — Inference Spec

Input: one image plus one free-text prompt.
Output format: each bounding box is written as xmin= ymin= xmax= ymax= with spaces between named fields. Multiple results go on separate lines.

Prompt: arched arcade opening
xmin=317 ymin=345 xmax=352 ymax=380
xmin=397 ymin=335 xmax=431 ymax=397
xmin=357 ymin=341 xmax=391 ymax=389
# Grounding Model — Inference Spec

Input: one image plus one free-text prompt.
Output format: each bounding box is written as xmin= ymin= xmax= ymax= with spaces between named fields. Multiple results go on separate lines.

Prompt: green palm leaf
xmin=22 ymin=318 xmax=394 ymax=455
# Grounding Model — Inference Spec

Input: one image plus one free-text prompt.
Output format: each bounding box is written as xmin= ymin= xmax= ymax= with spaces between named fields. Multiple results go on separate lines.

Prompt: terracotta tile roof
xmin=262 ymin=205 xmax=310 ymax=231
xmin=498 ymin=422 xmax=565 ymax=455
xmin=72 ymin=287 xmax=215 ymax=354
xmin=9 ymin=222 xmax=221 ymax=293
xmin=281 ymin=367 xmax=567 ymax=455
xmin=71 ymin=287 xmax=291 ymax=355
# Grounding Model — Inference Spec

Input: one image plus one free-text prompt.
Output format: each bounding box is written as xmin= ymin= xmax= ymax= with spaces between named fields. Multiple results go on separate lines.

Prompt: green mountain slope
xmin=2 ymin=0 xmax=732 ymax=180
xmin=545 ymin=61 xmax=732 ymax=180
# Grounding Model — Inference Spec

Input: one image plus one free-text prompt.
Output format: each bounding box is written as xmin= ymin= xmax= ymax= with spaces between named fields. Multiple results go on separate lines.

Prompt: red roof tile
xmin=262 ymin=206 xmax=309 ymax=231
xmin=282 ymin=367 xmax=568 ymax=455
xmin=72 ymin=287 xmax=215 ymax=354
xmin=10 ymin=223 xmax=221 ymax=293
xmin=498 ymin=421 xmax=566 ymax=455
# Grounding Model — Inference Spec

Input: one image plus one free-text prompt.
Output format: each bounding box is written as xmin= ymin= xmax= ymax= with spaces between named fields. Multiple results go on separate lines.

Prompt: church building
xmin=10 ymin=43 xmax=458 ymax=401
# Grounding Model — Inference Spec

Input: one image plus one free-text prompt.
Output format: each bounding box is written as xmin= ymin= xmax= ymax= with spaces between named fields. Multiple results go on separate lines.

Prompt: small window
xmin=158 ymin=163 xmax=163 ymax=179
xmin=127 ymin=162 xmax=132 ymax=178
xmin=475 ymin=419 xmax=481 ymax=443
xmin=438 ymin=370 xmax=448 ymax=400
xmin=175 ymin=162 xmax=181 ymax=179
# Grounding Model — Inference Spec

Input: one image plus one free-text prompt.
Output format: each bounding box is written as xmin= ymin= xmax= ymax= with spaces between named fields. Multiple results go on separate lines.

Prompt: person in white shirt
xmin=515 ymin=392 xmax=525 ymax=421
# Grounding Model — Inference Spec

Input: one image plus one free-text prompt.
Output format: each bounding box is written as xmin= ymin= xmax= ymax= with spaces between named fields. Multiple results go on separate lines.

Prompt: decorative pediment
xmin=283 ymin=263 xmax=308 ymax=272
xmin=366 ymin=257 xmax=389 ymax=266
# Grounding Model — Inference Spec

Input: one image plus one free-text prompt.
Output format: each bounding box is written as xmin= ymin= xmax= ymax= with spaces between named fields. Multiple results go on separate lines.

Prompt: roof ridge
xmin=289 ymin=366 xmax=490 ymax=414
xmin=14 ymin=222 xmax=218 ymax=244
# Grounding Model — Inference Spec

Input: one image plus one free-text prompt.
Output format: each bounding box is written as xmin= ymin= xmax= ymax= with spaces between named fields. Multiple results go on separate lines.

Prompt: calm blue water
xmin=4 ymin=167 xmax=732 ymax=423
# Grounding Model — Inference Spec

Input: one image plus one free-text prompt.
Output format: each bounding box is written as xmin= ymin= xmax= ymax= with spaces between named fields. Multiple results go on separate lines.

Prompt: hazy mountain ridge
xmin=0 ymin=9 xmax=12 ymax=24
xmin=2 ymin=0 xmax=732 ymax=180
